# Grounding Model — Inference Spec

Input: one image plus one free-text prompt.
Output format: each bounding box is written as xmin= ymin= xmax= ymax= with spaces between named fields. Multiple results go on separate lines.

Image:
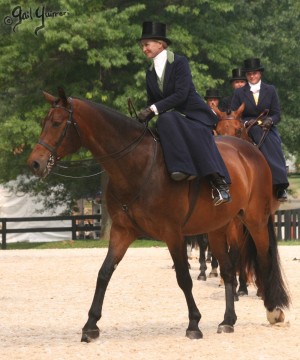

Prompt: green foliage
xmin=0 ymin=0 xmax=299 ymax=211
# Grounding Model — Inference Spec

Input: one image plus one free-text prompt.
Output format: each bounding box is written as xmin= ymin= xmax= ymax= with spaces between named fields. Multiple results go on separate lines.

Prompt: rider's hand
xmin=262 ymin=117 xmax=273 ymax=130
xmin=137 ymin=107 xmax=155 ymax=123
xmin=244 ymin=119 xmax=256 ymax=128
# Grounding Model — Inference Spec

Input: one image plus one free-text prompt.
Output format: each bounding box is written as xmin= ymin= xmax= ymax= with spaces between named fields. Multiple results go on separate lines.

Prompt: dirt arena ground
xmin=0 ymin=246 xmax=299 ymax=360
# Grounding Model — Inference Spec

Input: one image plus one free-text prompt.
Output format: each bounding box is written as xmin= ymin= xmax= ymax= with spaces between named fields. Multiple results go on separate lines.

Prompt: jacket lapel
xmin=147 ymin=65 xmax=162 ymax=96
xmin=243 ymin=84 xmax=257 ymax=106
xmin=257 ymin=82 xmax=267 ymax=105
xmin=163 ymin=50 xmax=175 ymax=94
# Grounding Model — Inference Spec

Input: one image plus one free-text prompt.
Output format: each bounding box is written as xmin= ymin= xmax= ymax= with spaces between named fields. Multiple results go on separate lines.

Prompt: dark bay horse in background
xmin=194 ymin=104 xmax=251 ymax=291
xmin=213 ymin=103 xmax=282 ymax=296
xmin=27 ymin=88 xmax=290 ymax=342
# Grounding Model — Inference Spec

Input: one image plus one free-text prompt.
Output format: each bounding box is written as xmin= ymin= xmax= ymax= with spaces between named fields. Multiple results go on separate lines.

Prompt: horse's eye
xmin=52 ymin=121 xmax=61 ymax=128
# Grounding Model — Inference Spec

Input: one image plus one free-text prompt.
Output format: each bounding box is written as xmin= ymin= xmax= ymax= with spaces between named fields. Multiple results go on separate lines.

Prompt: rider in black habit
xmin=137 ymin=21 xmax=231 ymax=206
xmin=219 ymin=68 xmax=247 ymax=112
xmin=231 ymin=58 xmax=289 ymax=201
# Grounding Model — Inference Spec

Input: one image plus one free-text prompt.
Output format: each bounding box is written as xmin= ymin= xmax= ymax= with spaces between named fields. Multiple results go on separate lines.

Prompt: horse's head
xmin=214 ymin=103 xmax=246 ymax=138
xmin=27 ymin=88 xmax=81 ymax=178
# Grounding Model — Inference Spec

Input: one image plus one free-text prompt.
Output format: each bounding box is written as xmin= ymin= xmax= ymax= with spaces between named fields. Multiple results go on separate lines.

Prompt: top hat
xmin=230 ymin=68 xmax=247 ymax=83
xmin=138 ymin=21 xmax=171 ymax=45
xmin=243 ymin=58 xmax=264 ymax=72
xmin=204 ymin=89 xmax=221 ymax=100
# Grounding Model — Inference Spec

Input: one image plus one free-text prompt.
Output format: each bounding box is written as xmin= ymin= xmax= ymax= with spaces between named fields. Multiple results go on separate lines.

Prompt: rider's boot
xmin=209 ymin=173 xmax=232 ymax=206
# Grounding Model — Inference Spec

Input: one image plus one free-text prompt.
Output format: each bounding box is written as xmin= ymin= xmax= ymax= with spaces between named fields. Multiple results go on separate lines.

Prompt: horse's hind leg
xmin=245 ymin=217 xmax=290 ymax=324
xmin=81 ymin=227 xmax=135 ymax=342
xmin=168 ymin=236 xmax=202 ymax=339
xmin=208 ymin=227 xmax=237 ymax=333
xmin=197 ymin=234 xmax=208 ymax=281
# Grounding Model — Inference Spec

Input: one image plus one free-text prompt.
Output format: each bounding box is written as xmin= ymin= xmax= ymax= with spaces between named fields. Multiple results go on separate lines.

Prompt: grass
xmin=2 ymin=239 xmax=167 ymax=250
xmin=2 ymin=238 xmax=299 ymax=250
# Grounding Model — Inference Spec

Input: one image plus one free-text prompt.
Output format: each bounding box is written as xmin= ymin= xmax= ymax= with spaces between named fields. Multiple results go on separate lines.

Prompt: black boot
xmin=209 ymin=173 xmax=231 ymax=206
xmin=276 ymin=185 xmax=288 ymax=202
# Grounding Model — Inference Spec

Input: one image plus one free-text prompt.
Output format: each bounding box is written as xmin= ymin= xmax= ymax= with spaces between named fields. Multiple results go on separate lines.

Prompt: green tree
xmin=0 ymin=0 xmax=298 ymax=223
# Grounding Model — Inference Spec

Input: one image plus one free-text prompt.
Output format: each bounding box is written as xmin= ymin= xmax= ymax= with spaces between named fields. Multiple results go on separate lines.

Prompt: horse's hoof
xmin=237 ymin=290 xmax=248 ymax=296
xmin=234 ymin=295 xmax=239 ymax=302
xmin=217 ymin=325 xmax=234 ymax=334
xmin=208 ymin=272 xmax=218 ymax=278
xmin=81 ymin=327 xmax=100 ymax=342
xmin=197 ymin=274 xmax=207 ymax=281
xmin=266 ymin=308 xmax=285 ymax=324
xmin=186 ymin=329 xmax=203 ymax=339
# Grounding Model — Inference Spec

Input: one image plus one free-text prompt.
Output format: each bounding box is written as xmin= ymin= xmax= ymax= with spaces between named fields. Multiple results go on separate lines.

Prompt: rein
xmin=95 ymin=126 xmax=149 ymax=163
xmin=246 ymin=109 xmax=270 ymax=148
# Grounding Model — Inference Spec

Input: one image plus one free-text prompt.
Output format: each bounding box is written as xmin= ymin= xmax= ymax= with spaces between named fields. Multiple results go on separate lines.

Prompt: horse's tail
xmin=240 ymin=216 xmax=291 ymax=310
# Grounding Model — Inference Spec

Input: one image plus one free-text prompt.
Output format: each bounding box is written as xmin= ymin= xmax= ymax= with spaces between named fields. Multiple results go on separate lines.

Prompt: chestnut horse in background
xmin=215 ymin=103 xmax=250 ymax=141
xmin=27 ymin=89 xmax=290 ymax=342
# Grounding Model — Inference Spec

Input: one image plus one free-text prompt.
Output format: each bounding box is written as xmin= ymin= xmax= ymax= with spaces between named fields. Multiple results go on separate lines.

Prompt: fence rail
xmin=275 ymin=208 xmax=299 ymax=240
xmin=0 ymin=214 xmax=101 ymax=250
xmin=1 ymin=209 xmax=299 ymax=250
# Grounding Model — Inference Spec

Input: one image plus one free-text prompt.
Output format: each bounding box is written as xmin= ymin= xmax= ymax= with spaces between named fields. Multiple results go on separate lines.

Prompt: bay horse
xmin=27 ymin=88 xmax=290 ymax=342
xmin=214 ymin=103 xmax=282 ymax=296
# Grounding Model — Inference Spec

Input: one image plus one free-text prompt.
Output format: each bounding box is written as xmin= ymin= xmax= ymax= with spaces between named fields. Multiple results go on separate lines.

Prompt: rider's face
xmin=232 ymin=80 xmax=247 ymax=89
xmin=246 ymin=71 xmax=262 ymax=85
xmin=140 ymin=40 xmax=164 ymax=59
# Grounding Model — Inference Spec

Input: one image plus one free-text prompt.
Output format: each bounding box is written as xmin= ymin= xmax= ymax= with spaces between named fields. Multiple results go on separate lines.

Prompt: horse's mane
xmin=75 ymin=97 xmax=140 ymax=127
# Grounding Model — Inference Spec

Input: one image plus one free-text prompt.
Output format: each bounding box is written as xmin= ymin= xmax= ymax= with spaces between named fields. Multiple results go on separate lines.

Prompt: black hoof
xmin=217 ymin=324 xmax=234 ymax=334
xmin=186 ymin=329 xmax=203 ymax=339
xmin=197 ymin=274 xmax=207 ymax=281
xmin=234 ymin=294 xmax=239 ymax=302
xmin=81 ymin=327 xmax=100 ymax=342
xmin=237 ymin=290 xmax=248 ymax=296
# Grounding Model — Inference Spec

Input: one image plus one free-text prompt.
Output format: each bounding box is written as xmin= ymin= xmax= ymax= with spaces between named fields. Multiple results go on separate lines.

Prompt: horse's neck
xmin=76 ymin=99 xmax=155 ymax=187
xmin=77 ymin=99 xmax=140 ymax=154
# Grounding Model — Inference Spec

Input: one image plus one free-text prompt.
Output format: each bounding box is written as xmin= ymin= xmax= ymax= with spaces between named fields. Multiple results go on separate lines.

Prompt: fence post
xmin=276 ymin=210 xmax=283 ymax=240
xmin=1 ymin=219 xmax=7 ymax=250
xmin=284 ymin=210 xmax=291 ymax=240
xmin=71 ymin=217 xmax=77 ymax=240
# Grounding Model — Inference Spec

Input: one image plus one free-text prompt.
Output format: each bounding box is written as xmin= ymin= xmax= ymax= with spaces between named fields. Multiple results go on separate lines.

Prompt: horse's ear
xmin=43 ymin=91 xmax=56 ymax=104
xmin=57 ymin=87 xmax=68 ymax=106
xmin=239 ymin=103 xmax=245 ymax=113
xmin=211 ymin=104 xmax=222 ymax=117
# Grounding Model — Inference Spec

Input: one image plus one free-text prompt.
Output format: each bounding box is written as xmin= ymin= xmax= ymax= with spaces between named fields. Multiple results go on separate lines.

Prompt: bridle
xmin=38 ymin=97 xmax=80 ymax=161
xmin=216 ymin=110 xmax=244 ymax=137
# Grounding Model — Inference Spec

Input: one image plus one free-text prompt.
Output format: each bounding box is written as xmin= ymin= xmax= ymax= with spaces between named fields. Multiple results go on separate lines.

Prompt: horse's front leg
xmin=81 ymin=226 xmax=135 ymax=342
xmin=168 ymin=236 xmax=202 ymax=339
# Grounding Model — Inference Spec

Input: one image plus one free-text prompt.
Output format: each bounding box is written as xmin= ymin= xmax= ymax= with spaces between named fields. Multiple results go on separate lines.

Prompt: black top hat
xmin=138 ymin=21 xmax=171 ymax=45
xmin=204 ymin=89 xmax=221 ymax=100
xmin=243 ymin=58 xmax=264 ymax=72
xmin=230 ymin=68 xmax=247 ymax=83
